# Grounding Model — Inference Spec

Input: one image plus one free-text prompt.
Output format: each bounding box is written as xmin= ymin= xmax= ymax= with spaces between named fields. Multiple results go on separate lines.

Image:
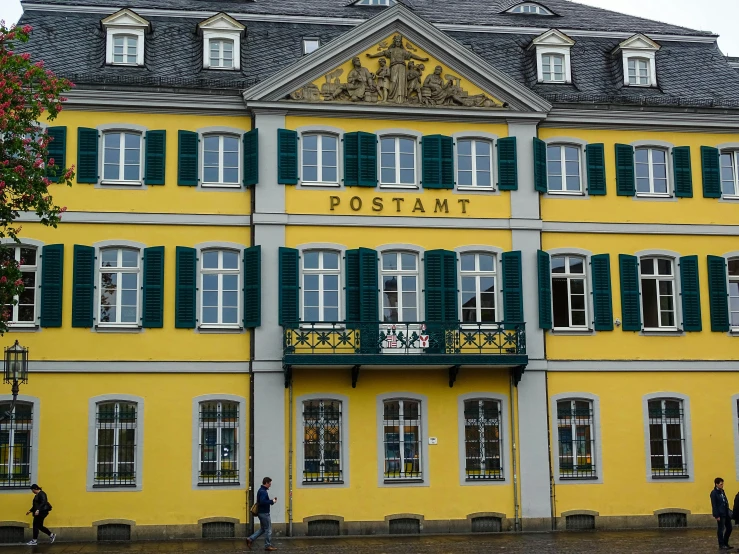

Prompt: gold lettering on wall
xmin=327 ymin=196 xmax=471 ymax=215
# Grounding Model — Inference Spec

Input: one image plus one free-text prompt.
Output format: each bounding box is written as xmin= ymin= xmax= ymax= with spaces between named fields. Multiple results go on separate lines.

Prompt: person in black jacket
xmin=246 ymin=477 xmax=277 ymax=551
xmin=711 ymin=477 xmax=733 ymax=550
xmin=25 ymin=484 xmax=55 ymax=546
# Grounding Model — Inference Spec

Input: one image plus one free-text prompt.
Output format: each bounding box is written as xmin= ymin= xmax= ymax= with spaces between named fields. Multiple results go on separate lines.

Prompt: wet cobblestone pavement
xmin=0 ymin=530 xmax=732 ymax=554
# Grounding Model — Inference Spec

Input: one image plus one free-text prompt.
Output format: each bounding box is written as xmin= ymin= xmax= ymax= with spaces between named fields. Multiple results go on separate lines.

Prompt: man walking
xmin=712 ymin=477 xmax=733 ymax=550
xmin=247 ymin=477 xmax=277 ymax=551
xmin=26 ymin=484 xmax=55 ymax=546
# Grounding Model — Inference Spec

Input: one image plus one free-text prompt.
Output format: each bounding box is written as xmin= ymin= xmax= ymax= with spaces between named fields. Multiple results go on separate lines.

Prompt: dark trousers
xmin=717 ymin=516 xmax=733 ymax=547
xmin=32 ymin=513 xmax=51 ymax=540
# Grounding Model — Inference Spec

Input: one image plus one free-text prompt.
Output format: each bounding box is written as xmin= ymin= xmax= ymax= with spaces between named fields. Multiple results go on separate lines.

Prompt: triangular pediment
xmin=243 ymin=4 xmax=550 ymax=113
xmin=198 ymin=12 xmax=245 ymax=32
xmin=530 ymin=29 xmax=575 ymax=48
xmin=618 ymin=33 xmax=660 ymax=52
xmin=101 ymin=9 xmax=149 ymax=29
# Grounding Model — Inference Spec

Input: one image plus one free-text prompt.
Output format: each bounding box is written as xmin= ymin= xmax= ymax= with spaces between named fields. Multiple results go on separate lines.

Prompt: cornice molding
xmin=17 ymin=210 xmax=251 ymax=226
xmin=544 ymin=107 xmax=739 ymax=132
xmin=64 ymin=88 xmax=245 ymax=114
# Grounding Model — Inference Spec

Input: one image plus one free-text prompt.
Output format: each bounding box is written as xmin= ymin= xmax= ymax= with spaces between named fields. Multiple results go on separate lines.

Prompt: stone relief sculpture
xmin=289 ymin=34 xmax=502 ymax=108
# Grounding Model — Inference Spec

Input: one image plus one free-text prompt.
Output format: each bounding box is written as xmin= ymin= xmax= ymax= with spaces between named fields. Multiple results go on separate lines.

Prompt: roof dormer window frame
xmin=615 ymin=34 xmax=660 ymax=88
xmin=197 ymin=12 xmax=245 ymax=71
xmin=529 ymin=29 xmax=575 ymax=84
xmin=101 ymin=9 xmax=150 ymax=67
xmin=507 ymin=2 xmax=554 ymax=15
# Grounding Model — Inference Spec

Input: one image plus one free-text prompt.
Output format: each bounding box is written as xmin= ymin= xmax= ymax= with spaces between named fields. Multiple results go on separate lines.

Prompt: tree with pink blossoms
xmin=0 ymin=21 xmax=74 ymax=334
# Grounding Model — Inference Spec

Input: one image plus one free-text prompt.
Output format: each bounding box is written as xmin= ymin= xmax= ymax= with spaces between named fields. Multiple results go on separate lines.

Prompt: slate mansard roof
xmin=16 ymin=0 xmax=739 ymax=109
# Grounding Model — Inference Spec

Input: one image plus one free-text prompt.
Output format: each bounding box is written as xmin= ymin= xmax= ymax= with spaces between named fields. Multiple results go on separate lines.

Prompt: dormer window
xmin=508 ymin=3 xmax=553 ymax=15
xmin=102 ymin=9 xmax=149 ymax=67
xmin=198 ymin=13 xmax=245 ymax=71
xmin=302 ymin=38 xmax=320 ymax=56
xmin=353 ymin=0 xmax=395 ymax=5
xmin=529 ymin=29 xmax=574 ymax=84
xmin=616 ymin=34 xmax=660 ymax=88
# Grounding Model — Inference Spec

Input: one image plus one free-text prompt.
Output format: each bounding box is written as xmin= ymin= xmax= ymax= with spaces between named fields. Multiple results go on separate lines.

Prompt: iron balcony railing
xmin=283 ymin=321 xmax=526 ymax=357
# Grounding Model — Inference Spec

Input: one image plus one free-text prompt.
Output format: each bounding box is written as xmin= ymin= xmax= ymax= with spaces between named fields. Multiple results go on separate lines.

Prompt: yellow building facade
xmin=3 ymin=0 xmax=739 ymax=543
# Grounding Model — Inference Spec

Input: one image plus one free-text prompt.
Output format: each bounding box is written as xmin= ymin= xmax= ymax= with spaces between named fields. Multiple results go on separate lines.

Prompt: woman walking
xmin=26 ymin=484 xmax=55 ymax=545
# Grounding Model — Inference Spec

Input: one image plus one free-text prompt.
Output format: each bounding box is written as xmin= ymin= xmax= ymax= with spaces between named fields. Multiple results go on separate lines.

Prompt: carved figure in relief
xmin=376 ymin=57 xmax=391 ymax=103
xmin=406 ymin=61 xmax=424 ymax=103
xmin=332 ymin=57 xmax=377 ymax=102
xmin=366 ymin=34 xmax=428 ymax=103
xmin=421 ymin=65 xmax=464 ymax=105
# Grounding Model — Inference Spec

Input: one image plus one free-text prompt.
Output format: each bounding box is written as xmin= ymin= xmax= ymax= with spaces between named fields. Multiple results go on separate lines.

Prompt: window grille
xmin=307 ymin=520 xmax=340 ymax=536
xmin=566 ymin=514 xmax=595 ymax=530
xmin=388 ymin=518 xmax=420 ymax=534
xmin=383 ymin=399 xmax=422 ymax=481
xmin=648 ymin=399 xmax=688 ymax=478
xmin=658 ymin=512 xmax=687 ymax=528
xmin=557 ymin=399 xmax=596 ymax=479
xmin=463 ymin=399 xmax=503 ymax=481
xmin=0 ymin=401 xmax=33 ymax=488
xmin=471 ymin=516 xmax=502 ymax=533
xmin=97 ymin=524 xmax=131 ymax=542
xmin=0 ymin=526 xmax=25 ymax=544
xmin=95 ymin=402 xmax=137 ymax=487
xmin=302 ymin=400 xmax=342 ymax=483
xmin=199 ymin=401 xmax=239 ymax=484
xmin=202 ymin=522 xmax=235 ymax=539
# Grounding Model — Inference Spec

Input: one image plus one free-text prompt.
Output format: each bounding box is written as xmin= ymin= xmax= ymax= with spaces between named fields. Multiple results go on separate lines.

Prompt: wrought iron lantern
xmin=4 ymin=340 xmax=29 ymax=387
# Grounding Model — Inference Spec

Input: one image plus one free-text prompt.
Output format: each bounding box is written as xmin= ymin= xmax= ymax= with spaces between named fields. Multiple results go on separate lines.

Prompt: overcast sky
xmin=2 ymin=0 xmax=738 ymax=54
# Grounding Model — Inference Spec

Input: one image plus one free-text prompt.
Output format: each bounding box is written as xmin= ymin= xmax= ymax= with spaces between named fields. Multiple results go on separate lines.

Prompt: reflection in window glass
xmin=203 ymin=135 xmax=239 ymax=185
xmin=547 ymin=145 xmax=581 ymax=192
xmin=302 ymin=251 xmax=340 ymax=322
xmin=382 ymin=252 xmax=418 ymax=322
xmin=201 ymin=250 xmax=240 ymax=326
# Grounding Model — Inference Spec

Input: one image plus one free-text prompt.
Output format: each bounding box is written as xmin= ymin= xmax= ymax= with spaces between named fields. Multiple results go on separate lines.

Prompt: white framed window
xmin=198 ymin=400 xmax=239 ymax=485
xmin=729 ymin=258 xmax=739 ymax=329
xmin=551 ymin=255 xmax=587 ymax=329
xmin=542 ymin=53 xmax=565 ymax=82
xmin=1 ymin=246 xmax=37 ymax=326
xmin=619 ymin=35 xmax=659 ymax=87
xmin=383 ymin=399 xmax=422 ymax=481
xmin=112 ymin=34 xmax=138 ymax=65
xmin=721 ymin=151 xmax=739 ymax=198
xmin=628 ymin=57 xmax=651 ymax=86
xmin=460 ymin=253 xmax=497 ymax=323
xmin=102 ymin=9 xmax=148 ymax=67
xmin=556 ymin=399 xmax=596 ymax=479
xmin=94 ymin=401 xmax=138 ymax=487
xmin=302 ymin=399 xmax=343 ymax=484
xmin=99 ymin=248 xmax=140 ymax=326
xmin=381 ymin=252 xmax=419 ymax=323
xmin=640 ymin=257 xmax=676 ymax=330
xmin=531 ymin=31 xmax=574 ymax=84
xmin=547 ymin=144 xmax=582 ymax=193
xmin=103 ymin=131 xmax=142 ymax=184
xmin=209 ymin=39 xmax=234 ymax=69
xmin=200 ymin=249 xmax=240 ymax=327
xmin=463 ymin=399 xmax=503 ymax=481
xmin=301 ymin=134 xmax=338 ymax=185
xmin=380 ymin=136 xmax=416 ymax=187
xmin=647 ymin=398 xmax=688 ymax=478
xmin=302 ymin=251 xmax=340 ymax=322
xmin=457 ymin=139 xmax=493 ymax=189
xmin=202 ymin=134 xmax=240 ymax=186
xmin=0 ymin=401 xmax=33 ymax=488
xmin=302 ymin=38 xmax=320 ymax=55
xmin=508 ymin=3 xmax=553 ymax=14
xmin=635 ymin=147 xmax=669 ymax=196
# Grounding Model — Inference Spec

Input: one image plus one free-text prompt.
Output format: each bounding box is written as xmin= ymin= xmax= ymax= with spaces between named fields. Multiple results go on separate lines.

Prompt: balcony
xmin=282 ymin=321 xmax=527 ymax=387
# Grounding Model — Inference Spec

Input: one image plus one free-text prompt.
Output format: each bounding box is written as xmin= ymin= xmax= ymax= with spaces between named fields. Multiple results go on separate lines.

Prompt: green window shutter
xmin=177 ymin=131 xmax=199 ymax=186
xmin=679 ymin=255 xmax=702 ymax=332
xmin=586 ymin=143 xmax=606 ymax=196
xmin=357 ymin=132 xmax=378 ymax=187
xmin=615 ymin=144 xmax=635 ymax=196
xmin=422 ymin=135 xmax=453 ymax=189
xmin=40 ymin=244 xmax=64 ymax=327
xmin=343 ymin=132 xmax=359 ymax=187
xmin=707 ymin=255 xmax=729 ymax=332
xmin=46 ymin=126 xmax=67 ymax=183
xmin=533 ymin=137 xmax=547 ymax=193
xmin=672 ymin=146 xmax=692 ymax=198
xmin=701 ymin=146 xmax=721 ymax=198
xmin=76 ymin=127 xmax=99 ymax=184
xmin=72 ymin=245 xmax=95 ymax=328
xmin=144 ymin=130 xmax=166 ymax=186
xmin=175 ymin=246 xmax=197 ymax=328
xmin=345 ymin=249 xmax=360 ymax=322
xmin=424 ymin=249 xmax=457 ymax=323
xmin=142 ymin=246 xmax=165 ymax=328
xmin=537 ymin=250 xmax=551 ymax=329
xmin=497 ymin=137 xmax=518 ymax=191
xmin=277 ymin=129 xmax=298 ymax=185
xmin=618 ymin=254 xmax=641 ymax=331
xmin=279 ymin=247 xmax=299 ymax=326
xmin=243 ymin=129 xmax=259 ymax=186
xmin=590 ymin=254 xmax=614 ymax=331
xmin=502 ymin=250 xmax=523 ymax=324
xmin=358 ymin=247 xmax=378 ymax=321
xmin=243 ymin=245 xmax=261 ymax=328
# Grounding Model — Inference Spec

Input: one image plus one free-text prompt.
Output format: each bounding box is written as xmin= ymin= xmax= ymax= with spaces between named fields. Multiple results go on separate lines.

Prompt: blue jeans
xmin=718 ymin=516 xmax=733 ymax=547
xmin=248 ymin=513 xmax=272 ymax=548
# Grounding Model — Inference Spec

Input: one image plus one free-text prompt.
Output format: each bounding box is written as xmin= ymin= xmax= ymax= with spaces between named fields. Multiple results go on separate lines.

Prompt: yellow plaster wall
xmin=539 ymin=127 xmax=739 ymax=226
xmin=15 ymin=222 xmax=251 ymax=361
xmin=45 ymin=111 xmax=252 ymax=215
xmin=542 ymin=232 xmax=739 ymax=361
xmin=0 ymin=373 xmax=250 ymax=527
xmin=549 ymin=371 xmax=735 ymax=517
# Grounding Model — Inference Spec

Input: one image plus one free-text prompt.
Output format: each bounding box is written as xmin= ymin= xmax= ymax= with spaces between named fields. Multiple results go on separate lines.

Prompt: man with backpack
xmin=26 ymin=484 xmax=55 ymax=545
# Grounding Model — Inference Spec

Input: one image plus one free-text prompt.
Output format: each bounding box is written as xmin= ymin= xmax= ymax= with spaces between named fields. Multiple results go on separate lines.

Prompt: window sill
xmin=380 ymin=184 xmax=418 ymax=190
xmin=640 ymin=328 xmax=683 ymax=336
xmin=650 ymin=474 xmax=690 ymax=480
xmin=464 ymin=477 xmax=505 ymax=482
xmin=383 ymin=478 xmax=424 ymax=484
xmin=7 ymin=323 xmax=39 ymax=331
xmin=460 ymin=323 xmax=502 ymax=331
xmin=547 ymin=190 xmax=585 ymax=196
xmin=300 ymin=323 xmax=346 ymax=330
xmin=558 ymin=476 xmax=599 ymax=481
xmin=101 ymin=180 xmax=143 ymax=187
xmin=204 ymin=66 xmax=239 ymax=71
xmin=539 ymin=80 xmax=569 ymax=85
xmin=456 ymin=186 xmax=495 ymax=192
xmin=95 ymin=325 xmax=143 ymax=333
xmin=730 ymin=328 xmax=739 ymax=336
xmin=198 ymin=325 xmax=244 ymax=334
xmin=635 ymin=193 xmax=672 ymax=199
xmin=201 ymin=183 xmax=242 ymax=189
xmin=300 ymin=181 xmax=340 ymax=187
xmin=549 ymin=328 xmax=594 ymax=335
xmin=722 ymin=195 xmax=739 ymax=201
xmin=301 ymin=480 xmax=345 ymax=486
xmin=92 ymin=483 xmax=137 ymax=488
xmin=197 ymin=481 xmax=241 ymax=487
xmin=108 ymin=63 xmax=144 ymax=68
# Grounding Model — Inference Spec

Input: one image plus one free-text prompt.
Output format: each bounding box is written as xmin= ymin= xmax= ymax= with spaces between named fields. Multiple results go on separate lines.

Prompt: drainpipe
xmin=510 ymin=371 xmax=520 ymax=532
xmin=288 ymin=379 xmax=294 ymax=537
xmin=248 ymin=121 xmax=257 ymax=537
xmin=545 ymin=372 xmax=556 ymax=530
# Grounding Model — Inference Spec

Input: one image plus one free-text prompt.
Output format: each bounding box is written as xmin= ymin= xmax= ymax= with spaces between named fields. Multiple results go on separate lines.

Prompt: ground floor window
xmin=0 ymin=401 xmax=33 ymax=488
xmin=557 ymin=399 xmax=596 ymax=479
xmin=647 ymin=398 xmax=688 ymax=478
xmin=302 ymin=399 xmax=342 ymax=484
xmin=383 ymin=399 xmax=422 ymax=481
xmin=198 ymin=400 xmax=239 ymax=484
xmin=463 ymin=399 xmax=503 ymax=480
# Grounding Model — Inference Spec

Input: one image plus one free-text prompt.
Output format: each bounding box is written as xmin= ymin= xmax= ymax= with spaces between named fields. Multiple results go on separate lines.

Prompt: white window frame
xmin=302 ymin=38 xmax=320 ymax=55
xmin=301 ymin=399 xmax=343 ymax=484
xmin=508 ymin=3 xmax=553 ymax=14
xmin=201 ymin=133 xmax=241 ymax=187
xmin=639 ymin=256 xmax=678 ymax=331
xmin=459 ymin=251 xmax=498 ymax=324
xmin=627 ymin=57 xmax=651 ymax=86
xmin=379 ymin=135 xmax=418 ymax=189
xmin=728 ymin=256 xmax=739 ymax=331
xmin=97 ymin=247 xmax=142 ymax=328
xmin=111 ymin=34 xmax=139 ymax=65
xmin=457 ymin=393 xmax=509 ymax=486
xmin=622 ymin=53 xmax=657 ymax=87
xmin=546 ymin=143 xmax=584 ymax=194
xmin=0 ymin=394 xmax=40 ymax=494
xmin=201 ymin=22 xmax=243 ymax=71
xmin=550 ymin=392 xmax=603 ymax=485
xmin=381 ymin=251 xmax=420 ymax=323
xmin=102 ymin=131 xmax=143 ymax=185
xmin=634 ymin=146 xmax=670 ymax=197
xmin=456 ymin=138 xmax=494 ymax=190
xmin=106 ymin=28 xmax=144 ymax=66
xmin=197 ymin=400 xmax=239 ymax=484
xmin=199 ymin=248 xmax=242 ymax=329
xmin=720 ymin=150 xmax=739 ymax=199
xmin=301 ymin=250 xmax=341 ymax=323
xmin=2 ymin=244 xmax=39 ymax=327
xmin=301 ymin=133 xmax=339 ymax=186
xmin=541 ymin=52 xmax=566 ymax=83
xmin=0 ymin=400 xmax=34 ymax=489
xmin=643 ymin=395 xmax=691 ymax=481
xmin=551 ymin=254 xmax=588 ymax=330
xmin=208 ymin=38 xmax=235 ymax=69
